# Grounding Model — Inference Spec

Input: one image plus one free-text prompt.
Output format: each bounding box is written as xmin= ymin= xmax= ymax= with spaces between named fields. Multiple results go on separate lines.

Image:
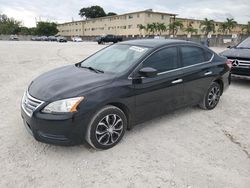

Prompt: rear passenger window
xmin=143 ymin=47 xmax=178 ymax=73
xmin=181 ymin=46 xmax=205 ymax=66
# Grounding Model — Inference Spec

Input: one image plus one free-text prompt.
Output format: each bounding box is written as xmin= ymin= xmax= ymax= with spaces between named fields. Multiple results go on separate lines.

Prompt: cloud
xmin=0 ymin=0 xmax=249 ymax=27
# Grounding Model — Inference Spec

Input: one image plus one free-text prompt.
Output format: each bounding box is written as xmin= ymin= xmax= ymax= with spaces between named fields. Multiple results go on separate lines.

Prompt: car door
xmin=132 ymin=46 xmax=184 ymax=123
xmin=180 ymin=45 xmax=215 ymax=106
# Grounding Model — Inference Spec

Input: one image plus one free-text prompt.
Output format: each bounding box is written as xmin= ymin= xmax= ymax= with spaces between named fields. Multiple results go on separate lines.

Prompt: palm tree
xmin=156 ymin=23 xmax=167 ymax=36
xmin=242 ymin=21 xmax=250 ymax=35
xmin=225 ymin=18 xmax=237 ymax=33
xmin=146 ymin=23 xmax=157 ymax=35
xmin=184 ymin=25 xmax=198 ymax=36
xmin=218 ymin=23 xmax=228 ymax=35
xmin=200 ymin=18 xmax=215 ymax=36
xmin=168 ymin=20 xmax=183 ymax=37
xmin=138 ymin=24 xmax=145 ymax=36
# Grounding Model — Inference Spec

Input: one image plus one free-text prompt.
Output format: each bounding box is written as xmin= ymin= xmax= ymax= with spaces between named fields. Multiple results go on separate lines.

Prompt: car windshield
xmin=80 ymin=44 xmax=149 ymax=73
xmin=237 ymin=37 xmax=250 ymax=49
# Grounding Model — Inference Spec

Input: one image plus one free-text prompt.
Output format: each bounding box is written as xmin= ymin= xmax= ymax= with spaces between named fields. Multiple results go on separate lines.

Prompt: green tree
xmin=79 ymin=5 xmax=106 ymax=19
xmin=243 ymin=21 xmax=250 ymax=34
xmin=28 ymin=27 xmax=37 ymax=35
xmin=138 ymin=24 xmax=145 ymax=36
xmin=184 ymin=25 xmax=198 ymax=36
xmin=219 ymin=22 xmax=228 ymax=35
xmin=35 ymin=22 xmax=58 ymax=36
xmin=156 ymin=23 xmax=167 ymax=35
xmin=168 ymin=20 xmax=183 ymax=36
xmin=225 ymin=18 xmax=237 ymax=33
xmin=106 ymin=12 xmax=117 ymax=16
xmin=146 ymin=23 xmax=158 ymax=35
xmin=200 ymin=18 xmax=215 ymax=36
xmin=0 ymin=14 xmax=21 ymax=34
xmin=19 ymin=27 xmax=31 ymax=35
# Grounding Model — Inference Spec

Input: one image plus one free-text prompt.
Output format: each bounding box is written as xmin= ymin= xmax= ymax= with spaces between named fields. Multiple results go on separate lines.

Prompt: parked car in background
xmin=10 ymin=35 xmax=19 ymax=41
xmin=72 ymin=36 xmax=83 ymax=42
xmin=48 ymin=36 xmax=57 ymax=41
xmin=220 ymin=37 xmax=250 ymax=79
xmin=31 ymin=36 xmax=39 ymax=41
xmin=40 ymin=36 xmax=49 ymax=41
xmin=96 ymin=34 xmax=122 ymax=44
xmin=21 ymin=39 xmax=231 ymax=149
xmin=57 ymin=36 xmax=67 ymax=42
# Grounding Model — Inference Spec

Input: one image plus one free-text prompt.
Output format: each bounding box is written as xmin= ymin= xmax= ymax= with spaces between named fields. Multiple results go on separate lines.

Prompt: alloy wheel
xmin=95 ymin=114 xmax=123 ymax=146
xmin=207 ymin=86 xmax=220 ymax=108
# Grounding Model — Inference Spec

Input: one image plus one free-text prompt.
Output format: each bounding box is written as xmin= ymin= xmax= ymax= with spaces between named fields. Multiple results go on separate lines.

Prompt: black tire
xmin=86 ymin=105 xmax=127 ymax=150
xmin=98 ymin=41 xmax=101 ymax=44
xmin=199 ymin=82 xmax=221 ymax=110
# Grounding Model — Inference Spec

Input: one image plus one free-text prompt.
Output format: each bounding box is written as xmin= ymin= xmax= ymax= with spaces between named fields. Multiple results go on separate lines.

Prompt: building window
xmin=128 ymin=25 xmax=132 ymax=29
xmin=128 ymin=15 xmax=133 ymax=19
xmin=148 ymin=13 xmax=151 ymax=17
xmin=137 ymin=13 xmax=140 ymax=18
xmin=161 ymin=15 xmax=164 ymax=19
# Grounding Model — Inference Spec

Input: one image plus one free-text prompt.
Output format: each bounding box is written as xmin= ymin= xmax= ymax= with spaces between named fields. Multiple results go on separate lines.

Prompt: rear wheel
xmin=199 ymin=82 xmax=221 ymax=110
xmin=86 ymin=105 xmax=127 ymax=149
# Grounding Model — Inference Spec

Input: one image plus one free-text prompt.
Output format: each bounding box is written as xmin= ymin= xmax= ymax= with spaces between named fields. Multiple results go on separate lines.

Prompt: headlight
xmin=42 ymin=97 xmax=84 ymax=113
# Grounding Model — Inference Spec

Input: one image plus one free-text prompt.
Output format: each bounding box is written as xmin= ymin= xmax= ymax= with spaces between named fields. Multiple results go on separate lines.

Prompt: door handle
xmin=204 ymin=71 xmax=212 ymax=76
xmin=171 ymin=79 xmax=183 ymax=84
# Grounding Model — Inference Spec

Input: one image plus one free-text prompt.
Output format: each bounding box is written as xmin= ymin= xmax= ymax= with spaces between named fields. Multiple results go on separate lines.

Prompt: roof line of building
xmin=57 ymin=9 xmax=177 ymax=25
xmin=176 ymin=17 xmax=247 ymax=25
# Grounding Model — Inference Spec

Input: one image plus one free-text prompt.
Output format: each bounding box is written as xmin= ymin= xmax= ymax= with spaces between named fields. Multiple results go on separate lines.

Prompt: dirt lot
xmin=0 ymin=41 xmax=249 ymax=188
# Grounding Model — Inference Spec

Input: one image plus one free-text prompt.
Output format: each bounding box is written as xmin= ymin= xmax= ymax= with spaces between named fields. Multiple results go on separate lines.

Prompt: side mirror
xmin=139 ymin=67 xmax=157 ymax=78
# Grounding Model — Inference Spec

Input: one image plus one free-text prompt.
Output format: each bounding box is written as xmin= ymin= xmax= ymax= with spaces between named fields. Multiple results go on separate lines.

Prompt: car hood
xmin=28 ymin=65 xmax=115 ymax=101
xmin=221 ymin=48 xmax=250 ymax=59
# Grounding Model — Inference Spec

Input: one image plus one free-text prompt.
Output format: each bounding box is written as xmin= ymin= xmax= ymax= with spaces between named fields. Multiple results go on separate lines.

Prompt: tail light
xmin=226 ymin=59 xmax=232 ymax=69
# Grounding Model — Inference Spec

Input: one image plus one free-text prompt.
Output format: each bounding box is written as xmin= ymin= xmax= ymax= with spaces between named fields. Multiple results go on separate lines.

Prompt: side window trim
xmin=132 ymin=45 xmax=180 ymax=75
xmin=179 ymin=45 xmax=214 ymax=68
xmin=128 ymin=44 xmax=214 ymax=79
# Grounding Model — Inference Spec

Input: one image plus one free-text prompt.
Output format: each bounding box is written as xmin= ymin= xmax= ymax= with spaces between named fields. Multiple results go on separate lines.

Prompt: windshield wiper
xmin=79 ymin=65 xmax=104 ymax=73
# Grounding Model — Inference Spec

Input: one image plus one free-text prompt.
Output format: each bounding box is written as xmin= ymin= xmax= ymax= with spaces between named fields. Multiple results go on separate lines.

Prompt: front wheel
xmin=199 ymin=82 xmax=221 ymax=110
xmin=86 ymin=105 xmax=127 ymax=149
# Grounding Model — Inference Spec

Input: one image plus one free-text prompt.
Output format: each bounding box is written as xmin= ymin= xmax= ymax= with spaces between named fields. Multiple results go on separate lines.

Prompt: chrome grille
xmin=228 ymin=58 xmax=250 ymax=68
xmin=21 ymin=91 xmax=44 ymax=117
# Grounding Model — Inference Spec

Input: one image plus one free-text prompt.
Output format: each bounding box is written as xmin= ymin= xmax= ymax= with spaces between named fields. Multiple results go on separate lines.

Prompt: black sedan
xmin=221 ymin=37 xmax=250 ymax=78
xmin=21 ymin=39 xmax=231 ymax=149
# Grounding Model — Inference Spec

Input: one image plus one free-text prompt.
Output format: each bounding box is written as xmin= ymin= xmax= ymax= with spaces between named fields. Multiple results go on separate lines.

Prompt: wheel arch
xmin=213 ymin=78 xmax=224 ymax=95
xmin=106 ymin=102 xmax=132 ymax=130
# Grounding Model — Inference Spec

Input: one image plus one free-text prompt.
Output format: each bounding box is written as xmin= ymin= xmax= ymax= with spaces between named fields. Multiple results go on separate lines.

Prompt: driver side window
xmin=142 ymin=47 xmax=178 ymax=73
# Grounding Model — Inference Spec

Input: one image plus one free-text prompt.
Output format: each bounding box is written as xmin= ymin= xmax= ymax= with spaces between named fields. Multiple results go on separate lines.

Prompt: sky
xmin=0 ymin=0 xmax=250 ymax=27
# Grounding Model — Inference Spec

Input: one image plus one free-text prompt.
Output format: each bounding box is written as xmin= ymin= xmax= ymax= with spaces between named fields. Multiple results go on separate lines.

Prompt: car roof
xmin=120 ymin=39 xmax=195 ymax=48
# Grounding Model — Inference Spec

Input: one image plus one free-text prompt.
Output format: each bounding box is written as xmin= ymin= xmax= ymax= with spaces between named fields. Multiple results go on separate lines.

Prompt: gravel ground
xmin=0 ymin=41 xmax=249 ymax=188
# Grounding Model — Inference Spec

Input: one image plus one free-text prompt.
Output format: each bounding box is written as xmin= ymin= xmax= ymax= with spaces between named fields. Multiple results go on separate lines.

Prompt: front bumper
xmin=21 ymin=107 xmax=92 ymax=146
xmin=231 ymin=67 xmax=250 ymax=77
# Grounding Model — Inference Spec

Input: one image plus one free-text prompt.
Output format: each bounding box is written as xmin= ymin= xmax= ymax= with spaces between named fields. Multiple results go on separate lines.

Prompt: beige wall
xmin=57 ymin=11 xmax=174 ymax=37
xmin=57 ymin=21 xmax=84 ymax=36
xmin=57 ymin=10 xmax=246 ymax=37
